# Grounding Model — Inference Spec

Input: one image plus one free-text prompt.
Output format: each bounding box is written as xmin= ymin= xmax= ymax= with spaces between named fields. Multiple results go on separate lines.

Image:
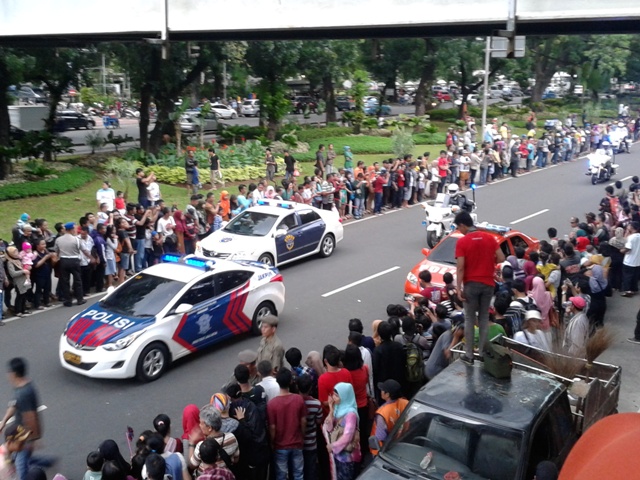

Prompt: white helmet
xmin=602 ymin=140 xmax=611 ymax=146
xmin=447 ymin=184 xmax=460 ymax=194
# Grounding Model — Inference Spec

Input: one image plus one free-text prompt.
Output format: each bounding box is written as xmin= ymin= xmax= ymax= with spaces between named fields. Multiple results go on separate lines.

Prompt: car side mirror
xmin=275 ymin=228 xmax=288 ymax=238
xmin=368 ymin=435 xmax=381 ymax=452
xmin=422 ymin=248 xmax=431 ymax=257
xmin=174 ymin=303 xmax=193 ymax=315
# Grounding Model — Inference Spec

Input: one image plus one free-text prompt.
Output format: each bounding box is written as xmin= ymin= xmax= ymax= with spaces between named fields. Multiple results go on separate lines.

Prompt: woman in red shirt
xmin=343 ymin=344 xmax=372 ymax=462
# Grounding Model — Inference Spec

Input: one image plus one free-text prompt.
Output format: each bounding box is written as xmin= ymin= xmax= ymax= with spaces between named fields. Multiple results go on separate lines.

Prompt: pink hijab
xmin=523 ymin=260 xmax=537 ymax=291
xmin=529 ymin=276 xmax=553 ymax=330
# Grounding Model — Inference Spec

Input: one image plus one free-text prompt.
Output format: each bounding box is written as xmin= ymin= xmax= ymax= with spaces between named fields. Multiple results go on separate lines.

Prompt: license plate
xmin=63 ymin=351 xmax=81 ymax=365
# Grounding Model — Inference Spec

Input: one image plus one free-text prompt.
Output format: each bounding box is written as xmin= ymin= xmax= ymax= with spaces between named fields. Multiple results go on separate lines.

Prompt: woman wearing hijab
xmin=209 ymin=393 xmax=239 ymax=434
xmin=172 ymin=211 xmax=187 ymax=254
xmin=586 ymin=263 xmax=608 ymax=328
xmin=523 ymin=260 xmax=537 ymax=291
xmin=323 ymin=382 xmax=361 ymax=480
xmin=181 ymin=404 xmax=203 ymax=454
xmin=98 ymin=440 xmax=131 ymax=475
xmin=5 ymin=246 xmax=30 ymax=317
xmin=608 ymin=227 xmax=626 ymax=290
xmin=529 ymin=276 xmax=554 ymax=330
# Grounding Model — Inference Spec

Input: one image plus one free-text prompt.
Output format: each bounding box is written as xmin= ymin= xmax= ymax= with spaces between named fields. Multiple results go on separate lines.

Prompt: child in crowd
xmin=19 ymin=241 xmax=35 ymax=286
xmin=146 ymin=173 xmax=161 ymax=206
xmin=192 ymin=161 xmax=202 ymax=192
xmin=339 ymin=181 xmax=349 ymax=219
xmin=115 ymin=191 xmax=126 ymax=214
xmin=83 ymin=450 xmax=104 ymax=480
xmin=97 ymin=203 xmax=110 ymax=225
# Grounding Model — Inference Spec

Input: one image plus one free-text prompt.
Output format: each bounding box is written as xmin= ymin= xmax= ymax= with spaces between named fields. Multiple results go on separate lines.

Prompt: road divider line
xmin=510 ymin=209 xmax=549 ymax=225
xmin=322 ymin=266 xmax=400 ymax=298
xmin=609 ymin=175 xmax=633 ymax=186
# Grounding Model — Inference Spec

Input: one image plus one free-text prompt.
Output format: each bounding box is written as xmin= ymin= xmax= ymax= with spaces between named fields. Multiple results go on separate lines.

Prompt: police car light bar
xmin=161 ymin=254 xmax=216 ymax=270
xmin=476 ymin=221 xmax=511 ymax=234
xmin=256 ymin=199 xmax=295 ymax=209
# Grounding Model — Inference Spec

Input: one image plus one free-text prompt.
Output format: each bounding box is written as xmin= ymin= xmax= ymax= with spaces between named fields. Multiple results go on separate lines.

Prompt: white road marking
xmin=510 ymin=209 xmax=549 ymax=225
xmin=322 ymin=266 xmax=400 ymax=297
xmin=608 ymin=175 xmax=633 ymax=186
xmin=5 ymin=405 xmax=48 ymax=425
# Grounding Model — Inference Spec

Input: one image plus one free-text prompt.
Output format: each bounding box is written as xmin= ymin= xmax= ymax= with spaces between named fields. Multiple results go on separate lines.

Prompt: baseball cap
xmin=569 ymin=297 xmax=586 ymax=310
xmin=525 ymin=309 xmax=542 ymax=321
xmin=377 ymin=379 xmax=402 ymax=397
xmin=64 ymin=222 xmax=75 ymax=230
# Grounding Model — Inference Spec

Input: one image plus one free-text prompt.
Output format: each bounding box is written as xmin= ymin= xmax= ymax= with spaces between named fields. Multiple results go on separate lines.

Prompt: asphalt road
xmin=1 ymin=145 xmax=638 ymax=478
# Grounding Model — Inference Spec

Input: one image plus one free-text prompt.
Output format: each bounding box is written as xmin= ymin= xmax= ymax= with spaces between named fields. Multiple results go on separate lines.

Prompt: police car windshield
xmin=428 ymin=236 xmax=458 ymax=265
xmin=99 ymin=274 xmax=186 ymax=317
xmin=223 ymin=211 xmax=279 ymax=236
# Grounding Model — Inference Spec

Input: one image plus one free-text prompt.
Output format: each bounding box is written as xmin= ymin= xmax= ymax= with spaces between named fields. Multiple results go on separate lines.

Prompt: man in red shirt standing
xmin=373 ymin=170 xmax=387 ymax=215
xmin=454 ymin=211 xmax=505 ymax=364
xmin=437 ymin=150 xmax=450 ymax=194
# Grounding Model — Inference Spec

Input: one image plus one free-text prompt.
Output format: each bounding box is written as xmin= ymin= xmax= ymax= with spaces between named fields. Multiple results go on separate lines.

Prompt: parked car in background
xmin=542 ymin=91 xmax=557 ymax=100
xmin=180 ymin=111 xmax=219 ymax=133
xmin=435 ymin=90 xmax=452 ymax=102
xmin=240 ymin=99 xmax=260 ymax=117
xmin=54 ymin=111 xmax=95 ymax=131
xmin=291 ymin=96 xmax=318 ymax=114
xmin=210 ymin=103 xmax=238 ymax=119
xmin=364 ymin=103 xmax=392 ymax=116
xmin=335 ymin=95 xmax=355 ymax=111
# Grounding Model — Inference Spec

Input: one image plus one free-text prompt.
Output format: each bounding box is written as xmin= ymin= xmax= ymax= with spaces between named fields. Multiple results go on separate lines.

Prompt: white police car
xmin=196 ymin=200 xmax=344 ymax=266
xmin=59 ymin=254 xmax=285 ymax=382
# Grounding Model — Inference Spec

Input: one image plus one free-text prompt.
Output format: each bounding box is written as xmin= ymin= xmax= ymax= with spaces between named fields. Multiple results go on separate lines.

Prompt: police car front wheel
xmin=136 ymin=342 xmax=170 ymax=382
xmin=319 ymin=234 xmax=335 ymax=258
xmin=258 ymin=253 xmax=274 ymax=266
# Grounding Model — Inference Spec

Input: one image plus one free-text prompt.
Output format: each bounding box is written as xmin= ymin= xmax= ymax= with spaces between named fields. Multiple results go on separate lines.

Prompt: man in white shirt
xmin=251 ymin=182 xmax=265 ymax=206
xmin=621 ymin=221 xmax=640 ymax=297
xmin=96 ymin=181 xmax=115 ymax=211
xmin=256 ymin=360 xmax=279 ymax=402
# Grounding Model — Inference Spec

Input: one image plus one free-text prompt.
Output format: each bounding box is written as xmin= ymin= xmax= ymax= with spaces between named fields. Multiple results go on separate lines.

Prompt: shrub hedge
xmin=0 ymin=167 xmax=95 ymax=201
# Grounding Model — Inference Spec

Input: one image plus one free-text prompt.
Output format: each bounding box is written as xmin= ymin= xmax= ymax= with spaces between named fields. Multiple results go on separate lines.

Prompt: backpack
xmin=405 ymin=341 xmax=425 ymax=384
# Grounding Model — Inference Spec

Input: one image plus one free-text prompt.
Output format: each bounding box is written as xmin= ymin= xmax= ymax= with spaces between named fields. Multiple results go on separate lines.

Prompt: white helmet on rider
xmin=602 ymin=141 xmax=611 ymax=146
xmin=447 ymin=184 xmax=460 ymax=195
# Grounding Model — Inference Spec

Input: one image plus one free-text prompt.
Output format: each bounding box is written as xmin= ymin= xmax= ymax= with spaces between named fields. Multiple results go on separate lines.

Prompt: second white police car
xmin=196 ymin=199 xmax=344 ymax=266
xmin=59 ymin=254 xmax=285 ymax=382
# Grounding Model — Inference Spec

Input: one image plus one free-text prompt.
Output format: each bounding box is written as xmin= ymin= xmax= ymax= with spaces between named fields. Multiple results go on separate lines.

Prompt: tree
xmin=297 ymin=40 xmax=361 ymax=123
xmin=25 ymin=47 xmax=94 ymax=161
xmin=246 ymin=41 xmax=302 ymax=140
xmin=0 ymin=48 xmax=33 ymax=178
xmin=527 ymin=36 xmax=583 ymax=103
xmin=581 ymin=35 xmax=632 ymax=102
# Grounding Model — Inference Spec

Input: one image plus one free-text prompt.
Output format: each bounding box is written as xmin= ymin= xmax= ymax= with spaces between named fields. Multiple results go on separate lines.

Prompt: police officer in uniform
xmin=54 ymin=222 xmax=90 ymax=307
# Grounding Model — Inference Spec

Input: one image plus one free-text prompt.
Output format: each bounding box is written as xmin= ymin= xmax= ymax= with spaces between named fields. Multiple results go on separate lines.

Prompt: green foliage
xmin=280 ymin=131 xmax=299 ymax=147
xmin=104 ymin=131 xmax=135 ymax=152
xmin=412 ymin=132 xmax=447 ymax=144
xmin=24 ymin=160 xmax=56 ymax=177
xmin=103 ymin=157 xmax=143 ymax=196
xmin=0 ymin=168 xmax=95 ymax=201
xmin=392 ymin=127 xmax=415 ymax=158
xmin=217 ymin=140 xmax=266 ymax=168
xmin=85 ymin=132 xmax=104 ymax=155
xmin=15 ymin=131 xmax=75 ymax=160
xmin=296 ymin=127 xmax=351 ymax=142
xmin=295 ymin=136 xmax=393 ymax=161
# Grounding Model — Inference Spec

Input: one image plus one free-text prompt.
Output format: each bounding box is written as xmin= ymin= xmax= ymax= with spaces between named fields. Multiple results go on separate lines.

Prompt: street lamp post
xmin=481 ymin=36 xmax=491 ymax=144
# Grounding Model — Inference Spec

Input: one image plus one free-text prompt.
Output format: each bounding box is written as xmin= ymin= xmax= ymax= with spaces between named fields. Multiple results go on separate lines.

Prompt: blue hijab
xmin=333 ymin=382 xmax=358 ymax=419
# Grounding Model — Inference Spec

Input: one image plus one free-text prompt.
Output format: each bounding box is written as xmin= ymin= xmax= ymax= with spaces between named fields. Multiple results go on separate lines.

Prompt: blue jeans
xmin=374 ymin=192 xmax=383 ymax=213
xmin=479 ymin=166 xmax=487 ymax=185
xmin=135 ymin=239 xmax=146 ymax=272
xmin=14 ymin=447 xmax=31 ymax=480
xmin=463 ymin=281 xmax=495 ymax=358
xmin=274 ymin=449 xmax=303 ymax=480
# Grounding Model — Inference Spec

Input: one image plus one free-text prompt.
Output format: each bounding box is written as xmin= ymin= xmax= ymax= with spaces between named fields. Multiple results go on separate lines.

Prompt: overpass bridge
xmin=1 ymin=0 xmax=640 ymax=45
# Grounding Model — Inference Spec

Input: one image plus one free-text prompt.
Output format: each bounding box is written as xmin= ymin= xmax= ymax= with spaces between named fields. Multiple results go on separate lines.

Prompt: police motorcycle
xmin=610 ymin=122 xmax=631 ymax=154
xmin=422 ymin=183 xmax=477 ymax=248
xmin=586 ymin=141 xmax=618 ymax=185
